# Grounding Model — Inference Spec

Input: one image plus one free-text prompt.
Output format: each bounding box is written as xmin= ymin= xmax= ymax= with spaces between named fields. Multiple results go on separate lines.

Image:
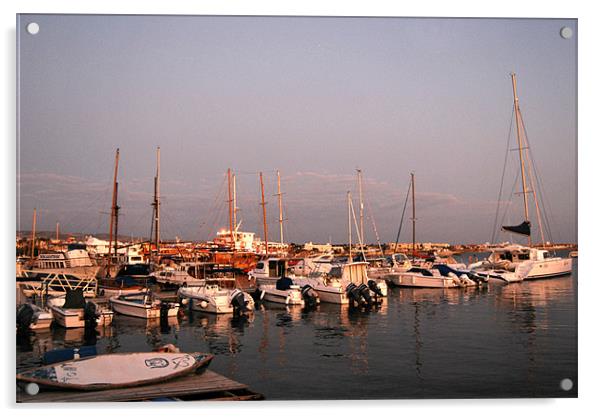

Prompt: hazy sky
xmin=17 ymin=15 xmax=577 ymax=244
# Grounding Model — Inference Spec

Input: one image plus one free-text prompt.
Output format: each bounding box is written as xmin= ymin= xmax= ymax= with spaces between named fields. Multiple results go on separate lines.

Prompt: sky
xmin=16 ymin=15 xmax=577 ymax=244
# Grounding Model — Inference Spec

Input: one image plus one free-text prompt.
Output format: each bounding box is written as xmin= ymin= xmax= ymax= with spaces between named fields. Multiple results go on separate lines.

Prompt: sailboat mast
xmin=154 ymin=146 xmax=161 ymax=259
xmin=55 ymin=222 xmax=59 ymax=241
xmin=511 ymin=72 xmax=531 ymax=246
xmin=114 ymin=182 xmax=119 ymax=258
xmin=277 ymin=170 xmax=284 ymax=245
xmin=356 ymin=169 xmax=364 ymax=247
xmin=347 ymin=191 xmax=353 ymax=263
xmin=260 ymin=172 xmax=269 ymax=256
xmin=411 ymin=172 xmax=416 ymax=259
xmin=30 ymin=208 xmax=37 ymax=259
xmin=232 ymin=173 xmax=237 ymax=232
xmin=108 ymin=148 xmax=120 ymax=271
xmin=227 ymin=168 xmax=234 ymax=250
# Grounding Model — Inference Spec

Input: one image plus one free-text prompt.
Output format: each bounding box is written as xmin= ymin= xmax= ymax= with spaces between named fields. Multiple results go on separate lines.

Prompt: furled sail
xmin=501 ymin=220 xmax=531 ymax=236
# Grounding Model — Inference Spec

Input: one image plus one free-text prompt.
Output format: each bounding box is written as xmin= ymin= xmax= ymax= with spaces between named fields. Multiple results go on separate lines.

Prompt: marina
xmin=14 ymin=14 xmax=578 ymax=403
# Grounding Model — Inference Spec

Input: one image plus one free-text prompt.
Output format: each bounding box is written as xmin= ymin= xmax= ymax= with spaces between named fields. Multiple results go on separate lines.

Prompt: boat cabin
xmin=489 ymin=245 xmax=553 ymax=263
xmin=34 ymin=248 xmax=94 ymax=269
xmin=251 ymin=258 xmax=288 ymax=278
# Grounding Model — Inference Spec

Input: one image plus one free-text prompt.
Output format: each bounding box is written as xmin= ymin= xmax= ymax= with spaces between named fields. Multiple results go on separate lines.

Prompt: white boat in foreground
xmin=178 ymin=285 xmax=254 ymax=314
xmin=46 ymin=290 xmax=114 ymax=328
xmin=17 ymin=351 xmax=213 ymax=391
xmin=110 ymin=292 xmax=179 ymax=319
xmin=386 ymin=264 xmax=483 ymax=288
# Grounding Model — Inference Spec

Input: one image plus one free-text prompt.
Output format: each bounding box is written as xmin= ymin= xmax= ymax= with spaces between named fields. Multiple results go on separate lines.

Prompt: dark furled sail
xmin=501 ymin=220 xmax=531 ymax=236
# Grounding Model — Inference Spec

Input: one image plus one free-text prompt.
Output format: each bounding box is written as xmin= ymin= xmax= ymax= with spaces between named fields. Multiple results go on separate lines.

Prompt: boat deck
xmin=16 ymin=370 xmax=264 ymax=402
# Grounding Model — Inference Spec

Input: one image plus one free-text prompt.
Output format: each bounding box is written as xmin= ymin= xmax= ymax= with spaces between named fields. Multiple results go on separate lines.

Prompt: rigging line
xmin=349 ymin=196 xmax=366 ymax=261
xmin=365 ymin=199 xmax=384 ymax=257
xmin=521 ymin=120 xmax=557 ymax=245
xmin=394 ymin=179 xmax=412 ymax=248
xmin=496 ymin=166 xmax=521 ymax=243
xmin=491 ymin=104 xmax=517 ymax=243
xmin=199 ymin=174 xmax=227 ymax=241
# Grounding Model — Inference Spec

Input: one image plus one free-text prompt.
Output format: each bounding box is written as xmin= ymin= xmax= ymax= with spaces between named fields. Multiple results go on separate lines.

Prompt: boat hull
xmin=386 ymin=273 xmax=459 ymax=288
xmin=110 ymin=298 xmax=179 ymax=319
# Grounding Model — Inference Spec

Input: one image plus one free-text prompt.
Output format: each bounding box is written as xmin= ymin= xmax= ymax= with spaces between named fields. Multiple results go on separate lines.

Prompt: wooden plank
xmin=17 ymin=370 xmax=251 ymax=403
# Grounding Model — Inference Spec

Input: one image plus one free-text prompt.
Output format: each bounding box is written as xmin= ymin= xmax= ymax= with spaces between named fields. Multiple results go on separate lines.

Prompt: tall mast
xmin=259 ymin=172 xmax=269 ymax=256
xmin=227 ymin=168 xmax=234 ymax=250
xmin=276 ymin=170 xmax=284 ymax=245
xmin=411 ymin=172 xmax=416 ymax=259
xmin=511 ymin=72 xmax=531 ymax=246
xmin=232 ymin=173 xmax=238 ymax=232
xmin=55 ymin=222 xmax=59 ymax=241
xmin=107 ymin=148 xmax=120 ymax=272
xmin=347 ymin=191 xmax=353 ymax=263
xmin=153 ymin=146 xmax=161 ymax=260
xmin=30 ymin=208 xmax=37 ymax=259
xmin=114 ymin=183 xmax=120 ymax=258
xmin=356 ymin=169 xmax=364 ymax=247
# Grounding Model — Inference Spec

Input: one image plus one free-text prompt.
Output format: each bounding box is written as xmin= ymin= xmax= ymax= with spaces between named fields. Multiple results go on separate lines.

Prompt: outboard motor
xmin=300 ymin=284 xmax=319 ymax=308
xmin=83 ymin=302 xmax=100 ymax=327
xmin=230 ymin=289 xmax=250 ymax=315
xmin=159 ymin=301 xmax=171 ymax=320
xmin=16 ymin=304 xmax=35 ymax=330
xmin=367 ymin=280 xmax=383 ymax=297
xmin=345 ymin=283 xmax=364 ymax=308
xmin=356 ymin=283 xmax=373 ymax=308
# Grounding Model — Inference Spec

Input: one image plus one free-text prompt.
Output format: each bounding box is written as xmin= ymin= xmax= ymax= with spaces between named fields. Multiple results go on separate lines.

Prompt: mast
xmin=55 ymin=222 xmax=59 ymax=241
xmin=276 ymin=170 xmax=284 ymax=245
xmin=227 ymin=168 xmax=234 ymax=250
xmin=511 ymin=72 xmax=532 ymax=246
xmin=232 ymin=172 xmax=237 ymax=233
xmin=30 ymin=208 xmax=37 ymax=259
xmin=114 ymin=183 xmax=120 ymax=259
xmin=347 ymin=191 xmax=353 ymax=263
xmin=107 ymin=148 xmax=120 ymax=273
xmin=356 ymin=169 xmax=364 ymax=247
xmin=260 ymin=172 xmax=269 ymax=256
xmin=411 ymin=172 xmax=416 ymax=259
xmin=152 ymin=146 xmax=161 ymax=260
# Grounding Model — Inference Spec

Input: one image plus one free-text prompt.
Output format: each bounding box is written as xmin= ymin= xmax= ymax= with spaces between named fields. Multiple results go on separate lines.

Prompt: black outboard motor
xmin=367 ymin=280 xmax=383 ymax=297
xmin=276 ymin=276 xmax=294 ymax=291
xmin=83 ymin=302 xmax=100 ymax=327
xmin=16 ymin=304 xmax=35 ymax=330
xmin=356 ymin=283 xmax=373 ymax=307
xmin=230 ymin=289 xmax=250 ymax=315
xmin=301 ymin=284 xmax=319 ymax=308
xmin=159 ymin=301 xmax=171 ymax=320
xmin=345 ymin=283 xmax=364 ymax=308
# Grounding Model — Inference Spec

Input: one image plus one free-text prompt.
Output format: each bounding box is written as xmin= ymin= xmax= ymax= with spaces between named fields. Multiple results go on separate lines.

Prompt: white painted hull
xmin=523 ymin=258 xmax=573 ymax=280
xmin=259 ymin=286 xmax=305 ymax=306
xmin=386 ymin=272 xmax=459 ymax=288
xmin=313 ymin=287 xmax=348 ymax=304
xmin=100 ymin=287 xmax=144 ymax=297
xmin=110 ymin=297 xmax=179 ymax=319
xmin=48 ymin=305 xmax=114 ymax=328
xmin=179 ymin=287 xmax=232 ymax=314
xmin=29 ymin=312 xmax=53 ymax=330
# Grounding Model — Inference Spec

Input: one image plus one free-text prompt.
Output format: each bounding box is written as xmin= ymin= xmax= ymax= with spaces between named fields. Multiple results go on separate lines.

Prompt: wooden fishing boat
xmin=17 ymin=352 xmax=213 ymax=391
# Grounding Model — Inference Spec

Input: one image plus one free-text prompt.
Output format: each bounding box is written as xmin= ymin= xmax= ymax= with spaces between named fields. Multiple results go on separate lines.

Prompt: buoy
xmin=199 ymin=300 xmax=208 ymax=309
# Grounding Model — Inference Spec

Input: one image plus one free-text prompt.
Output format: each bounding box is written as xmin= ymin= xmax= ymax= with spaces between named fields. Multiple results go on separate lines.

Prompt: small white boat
xmin=178 ymin=285 xmax=254 ymax=314
xmin=569 ymin=250 xmax=578 ymax=258
xmin=386 ymin=264 xmax=481 ymax=288
xmin=258 ymin=276 xmax=306 ymax=306
xmin=294 ymin=276 xmax=349 ymax=304
xmin=17 ymin=351 xmax=213 ymax=391
xmin=110 ymin=292 xmax=179 ymax=319
xmin=152 ymin=269 xmax=205 ymax=288
xmin=16 ymin=303 xmax=53 ymax=330
xmin=47 ymin=291 xmax=114 ymax=328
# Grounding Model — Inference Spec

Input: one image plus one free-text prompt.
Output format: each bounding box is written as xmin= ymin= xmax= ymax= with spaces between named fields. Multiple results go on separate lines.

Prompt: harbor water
xmin=16 ymin=252 xmax=577 ymax=399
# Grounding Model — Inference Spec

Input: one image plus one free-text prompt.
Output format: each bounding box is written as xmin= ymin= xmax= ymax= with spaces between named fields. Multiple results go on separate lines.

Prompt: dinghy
xmin=17 ymin=351 xmax=213 ymax=391
xmin=110 ymin=291 xmax=179 ymax=319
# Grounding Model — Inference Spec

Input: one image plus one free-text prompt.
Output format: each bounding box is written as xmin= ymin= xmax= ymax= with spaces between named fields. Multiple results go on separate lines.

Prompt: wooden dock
xmin=17 ymin=370 xmax=263 ymax=402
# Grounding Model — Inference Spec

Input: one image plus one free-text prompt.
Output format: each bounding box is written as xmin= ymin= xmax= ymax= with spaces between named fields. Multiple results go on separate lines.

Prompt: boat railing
xmin=18 ymin=270 xmax=98 ymax=297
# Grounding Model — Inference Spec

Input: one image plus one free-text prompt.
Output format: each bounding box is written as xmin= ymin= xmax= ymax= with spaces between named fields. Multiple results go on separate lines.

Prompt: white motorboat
xmin=16 ymin=303 xmax=53 ymax=330
xmin=46 ymin=290 xmax=113 ymax=328
xmin=178 ymin=285 xmax=254 ymax=314
xmin=152 ymin=269 xmax=205 ymax=288
xmin=257 ymin=275 xmax=307 ymax=306
xmin=110 ymin=291 xmax=179 ymax=319
xmin=386 ymin=264 xmax=483 ymax=288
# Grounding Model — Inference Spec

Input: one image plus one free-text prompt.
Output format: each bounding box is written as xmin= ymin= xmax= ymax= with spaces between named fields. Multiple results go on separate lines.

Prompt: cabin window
xmin=518 ymin=253 xmax=530 ymax=261
xmin=543 ymin=252 xmax=551 ymax=259
xmin=256 ymin=262 xmax=264 ymax=270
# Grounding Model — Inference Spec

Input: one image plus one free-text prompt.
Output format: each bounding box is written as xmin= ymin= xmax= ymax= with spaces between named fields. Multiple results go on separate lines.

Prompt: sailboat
xmin=468 ymin=73 xmax=572 ymax=282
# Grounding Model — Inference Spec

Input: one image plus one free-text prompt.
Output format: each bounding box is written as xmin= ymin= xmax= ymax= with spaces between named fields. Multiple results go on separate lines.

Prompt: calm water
xmin=16 ymin=252 xmax=577 ymax=399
